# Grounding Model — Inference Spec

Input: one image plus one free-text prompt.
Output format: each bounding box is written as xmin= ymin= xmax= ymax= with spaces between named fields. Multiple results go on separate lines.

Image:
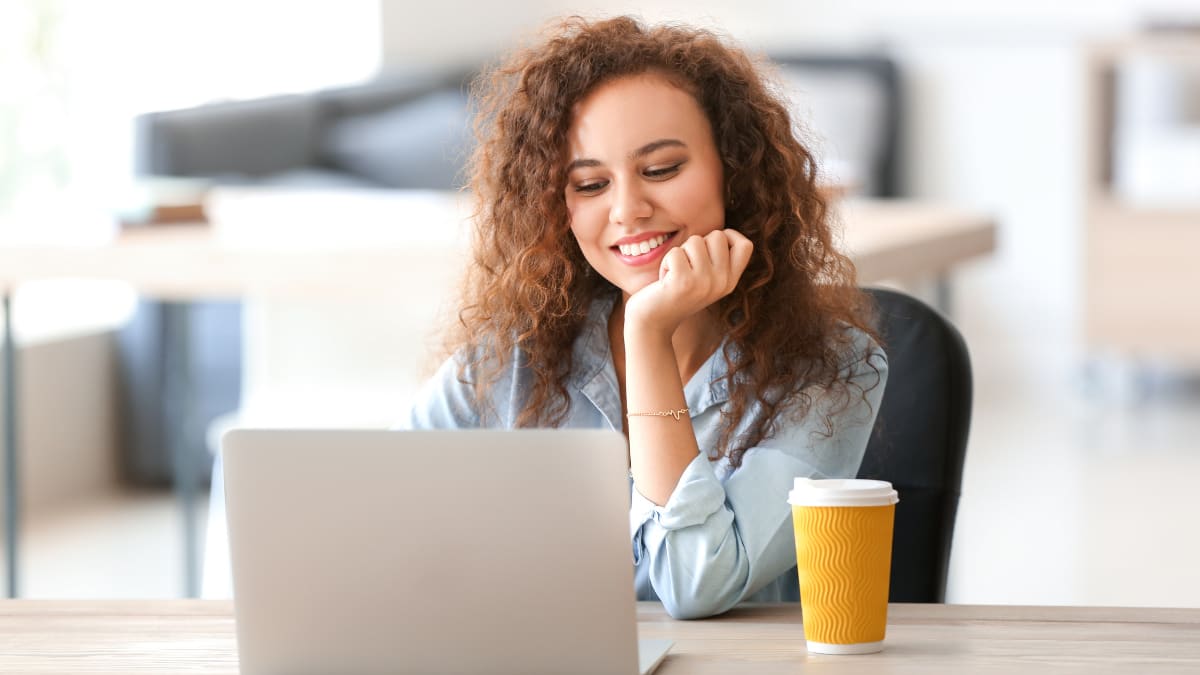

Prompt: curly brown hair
xmin=452 ymin=15 xmax=881 ymax=468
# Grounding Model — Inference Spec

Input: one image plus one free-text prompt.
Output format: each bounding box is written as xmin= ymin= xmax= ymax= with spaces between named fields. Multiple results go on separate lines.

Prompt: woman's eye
xmin=574 ymin=180 xmax=608 ymax=194
xmin=645 ymin=163 xmax=682 ymax=179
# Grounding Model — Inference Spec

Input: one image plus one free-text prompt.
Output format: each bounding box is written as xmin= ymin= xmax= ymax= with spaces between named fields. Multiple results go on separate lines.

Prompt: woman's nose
xmin=608 ymin=179 xmax=653 ymax=225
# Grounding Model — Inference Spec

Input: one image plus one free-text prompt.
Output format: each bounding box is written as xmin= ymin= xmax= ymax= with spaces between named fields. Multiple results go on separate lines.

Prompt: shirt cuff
xmin=629 ymin=453 xmax=726 ymax=561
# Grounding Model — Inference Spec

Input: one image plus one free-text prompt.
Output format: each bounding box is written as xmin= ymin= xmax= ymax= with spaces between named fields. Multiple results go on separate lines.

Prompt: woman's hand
xmin=624 ymin=229 xmax=754 ymax=337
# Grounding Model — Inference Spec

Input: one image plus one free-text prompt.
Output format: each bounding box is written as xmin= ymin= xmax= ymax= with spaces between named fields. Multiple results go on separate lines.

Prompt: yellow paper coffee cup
xmin=788 ymin=478 xmax=898 ymax=655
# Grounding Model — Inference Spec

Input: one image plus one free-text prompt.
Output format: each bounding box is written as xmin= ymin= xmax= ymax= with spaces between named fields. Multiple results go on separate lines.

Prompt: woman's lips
xmin=612 ymin=231 xmax=677 ymax=267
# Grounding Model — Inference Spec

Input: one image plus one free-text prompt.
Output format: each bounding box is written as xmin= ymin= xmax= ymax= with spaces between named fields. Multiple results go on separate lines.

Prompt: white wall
xmin=379 ymin=0 xmax=1186 ymax=65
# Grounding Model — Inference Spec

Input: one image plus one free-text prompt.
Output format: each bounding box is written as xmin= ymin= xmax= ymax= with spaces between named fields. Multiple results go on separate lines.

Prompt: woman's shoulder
xmin=835 ymin=321 xmax=887 ymax=374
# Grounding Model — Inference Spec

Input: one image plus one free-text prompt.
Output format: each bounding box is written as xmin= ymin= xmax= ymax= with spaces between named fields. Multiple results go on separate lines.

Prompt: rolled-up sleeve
xmin=630 ymin=338 xmax=888 ymax=619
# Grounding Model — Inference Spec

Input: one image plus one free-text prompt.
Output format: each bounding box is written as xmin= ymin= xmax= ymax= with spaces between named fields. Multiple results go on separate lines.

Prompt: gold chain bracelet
xmin=626 ymin=408 xmax=690 ymax=421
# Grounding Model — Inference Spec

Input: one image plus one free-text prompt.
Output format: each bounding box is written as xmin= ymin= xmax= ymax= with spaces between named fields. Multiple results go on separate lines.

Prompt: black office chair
xmin=857 ymin=288 xmax=972 ymax=603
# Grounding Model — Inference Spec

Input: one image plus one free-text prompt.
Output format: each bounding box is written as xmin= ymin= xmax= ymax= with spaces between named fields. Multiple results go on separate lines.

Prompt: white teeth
xmin=618 ymin=234 xmax=670 ymax=256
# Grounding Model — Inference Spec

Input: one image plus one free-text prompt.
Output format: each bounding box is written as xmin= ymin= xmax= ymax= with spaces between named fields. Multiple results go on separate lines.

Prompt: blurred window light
xmin=0 ymin=0 xmax=380 ymax=339
xmin=66 ymin=0 xmax=382 ymax=114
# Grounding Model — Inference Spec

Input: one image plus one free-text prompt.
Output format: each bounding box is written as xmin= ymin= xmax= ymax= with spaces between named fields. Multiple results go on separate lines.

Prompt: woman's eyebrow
xmin=565 ymin=138 xmax=688 ymax=173
xmin=631 ymin=138 xmax=686 ymax=159
xmin=566 ymin=157 xmax=602 ymax=172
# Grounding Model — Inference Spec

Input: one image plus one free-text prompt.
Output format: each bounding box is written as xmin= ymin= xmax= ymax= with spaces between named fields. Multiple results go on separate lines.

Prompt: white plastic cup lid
xmin=787 ymin=478 xmax=899 ymax=507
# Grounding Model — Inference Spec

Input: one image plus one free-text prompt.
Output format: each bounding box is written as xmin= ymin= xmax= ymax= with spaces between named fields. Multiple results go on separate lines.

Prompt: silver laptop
xmin=222 ymin=428 xmax=672 ymax=675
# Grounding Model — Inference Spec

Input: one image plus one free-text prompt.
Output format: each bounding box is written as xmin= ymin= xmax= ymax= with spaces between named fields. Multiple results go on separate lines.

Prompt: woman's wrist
xmin=623 ymin=305 xmax=679 ymax=344
xmin=623 ymin=323 xmax=676 ymax=356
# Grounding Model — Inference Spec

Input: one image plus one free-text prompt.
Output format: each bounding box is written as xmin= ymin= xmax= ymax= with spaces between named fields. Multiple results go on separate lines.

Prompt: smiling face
xmin=564 ymin=73 xmax=726 ymax=297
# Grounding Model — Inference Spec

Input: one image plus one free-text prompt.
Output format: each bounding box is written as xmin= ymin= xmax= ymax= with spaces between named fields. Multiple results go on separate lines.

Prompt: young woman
xmin=404 ymin=16 xmax=888 ymax=619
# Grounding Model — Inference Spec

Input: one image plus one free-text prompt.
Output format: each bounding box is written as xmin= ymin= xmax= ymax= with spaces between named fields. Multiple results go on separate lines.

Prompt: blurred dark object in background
xmin=133 ymin=70 xmax=474 ymax=190
xmin=116 ymin=300 xmax=240 ymax=485
xmin=1142 ymin=18 xmax=1200 ymax=34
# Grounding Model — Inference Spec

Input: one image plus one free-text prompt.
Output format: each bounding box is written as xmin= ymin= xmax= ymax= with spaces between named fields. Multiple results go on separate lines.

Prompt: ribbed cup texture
xmin=792 ymin=504 xmax=895 ymax=646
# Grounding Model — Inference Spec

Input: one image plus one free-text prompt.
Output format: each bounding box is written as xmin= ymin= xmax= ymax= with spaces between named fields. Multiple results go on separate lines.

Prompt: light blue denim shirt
xmin=400 ymin=293 xmax=888 ymax=619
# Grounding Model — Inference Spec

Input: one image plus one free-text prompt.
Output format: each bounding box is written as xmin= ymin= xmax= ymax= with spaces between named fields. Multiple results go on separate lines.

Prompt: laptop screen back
xmin=222 ymin=429 xmax=639 ymax=675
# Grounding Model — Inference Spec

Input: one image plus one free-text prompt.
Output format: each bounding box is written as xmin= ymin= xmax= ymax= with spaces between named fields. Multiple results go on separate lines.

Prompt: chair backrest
xmin=857 ymin=288 xmax=972 ymax=603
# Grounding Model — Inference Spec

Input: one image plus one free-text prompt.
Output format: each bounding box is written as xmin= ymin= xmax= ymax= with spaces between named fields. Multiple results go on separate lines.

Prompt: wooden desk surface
xmin=837 ymin=199 xmax=996 ymax=284
xmin=0 ymin=197 xmax=995 ymax=300
xmin=1 ymin=601 xmax=1195 ymax=674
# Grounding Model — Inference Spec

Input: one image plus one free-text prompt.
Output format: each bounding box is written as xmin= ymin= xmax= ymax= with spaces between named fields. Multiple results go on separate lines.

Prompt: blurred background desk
xmin=0 ymin=601 xmax=1194 ymax=673
xmin=1 ymin=195 xmax=993 ymax=299
xmin=0 ymin=191 xmax=995 ymax=598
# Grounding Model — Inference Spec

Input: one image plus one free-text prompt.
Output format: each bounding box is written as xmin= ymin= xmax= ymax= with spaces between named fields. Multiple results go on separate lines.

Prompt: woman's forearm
xmin=623 ymin=323 xmax=702 ymax=505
